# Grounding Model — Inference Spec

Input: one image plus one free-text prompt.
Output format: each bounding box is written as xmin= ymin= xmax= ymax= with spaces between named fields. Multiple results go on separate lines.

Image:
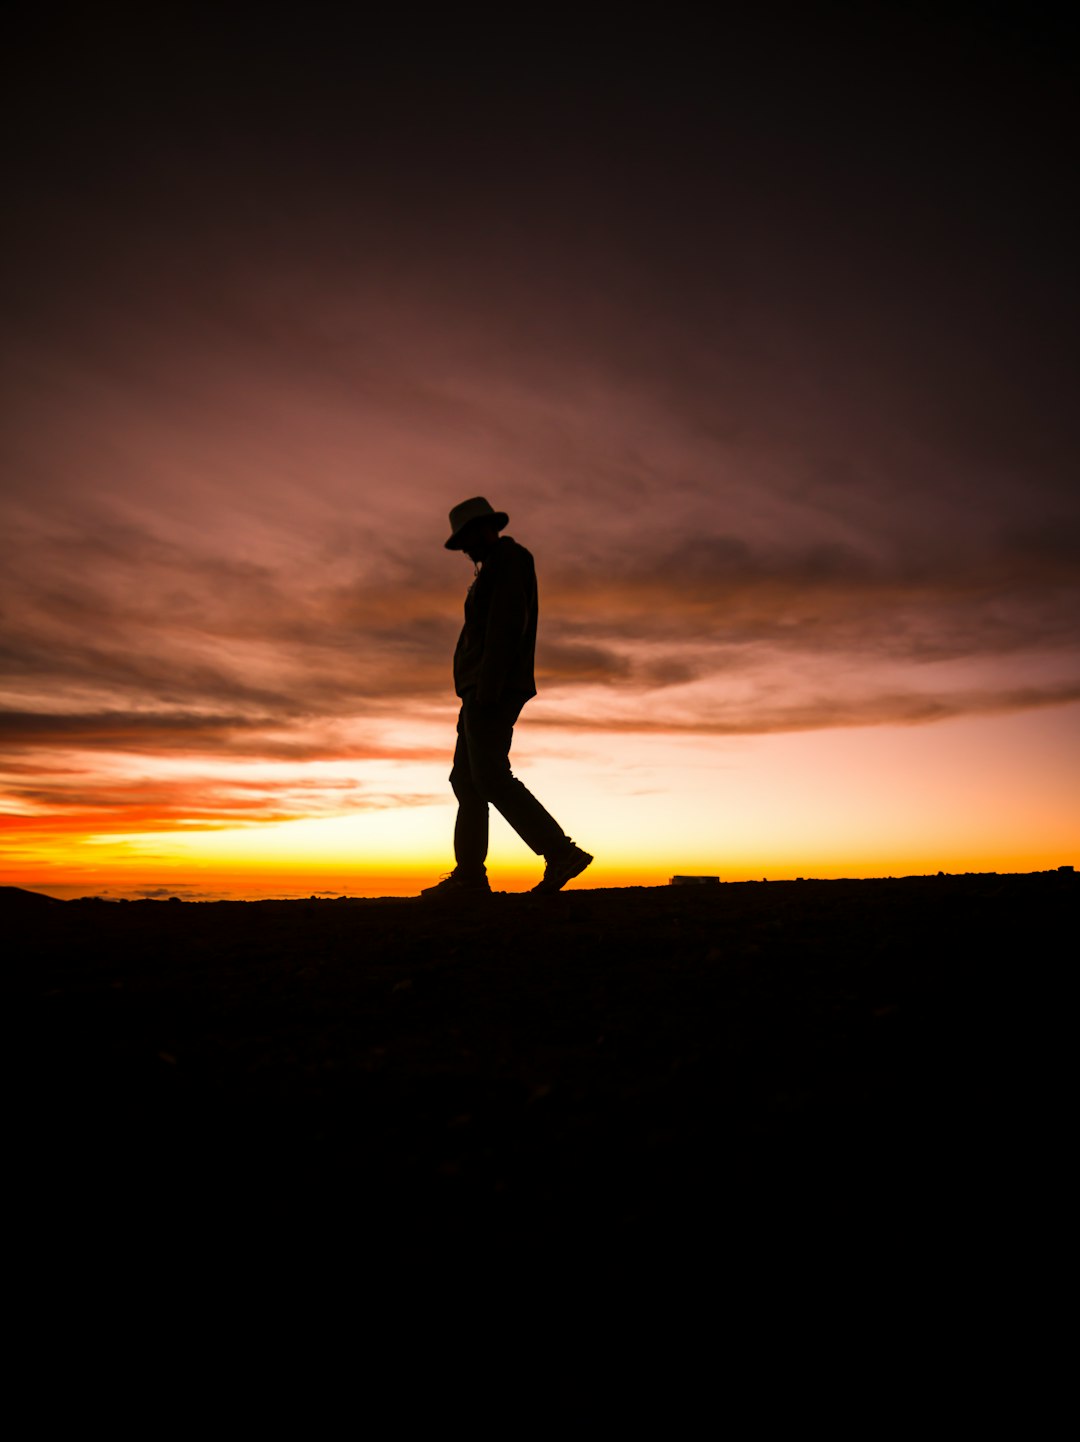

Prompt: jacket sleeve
xmin=476 ymin=547 xmax=531 ymax=705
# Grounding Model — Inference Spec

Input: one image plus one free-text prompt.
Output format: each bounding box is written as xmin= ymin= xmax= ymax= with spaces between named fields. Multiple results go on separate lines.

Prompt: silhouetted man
xmin=422 ymin=497 xmax=593 ymax=896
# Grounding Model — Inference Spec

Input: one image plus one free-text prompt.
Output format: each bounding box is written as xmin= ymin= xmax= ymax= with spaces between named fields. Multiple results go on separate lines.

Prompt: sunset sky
xmin=3 ymin=7 xmax=1077 ymax=898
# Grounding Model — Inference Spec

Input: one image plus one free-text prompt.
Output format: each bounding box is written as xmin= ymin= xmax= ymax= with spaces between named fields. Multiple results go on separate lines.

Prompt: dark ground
xmin=19 ymin=872 xmax=1070 ymax=1256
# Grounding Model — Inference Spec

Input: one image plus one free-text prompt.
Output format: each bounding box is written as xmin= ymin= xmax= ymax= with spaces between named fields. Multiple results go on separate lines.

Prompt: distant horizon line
xmin=5 ymin=865 xmax=1075 ymax=905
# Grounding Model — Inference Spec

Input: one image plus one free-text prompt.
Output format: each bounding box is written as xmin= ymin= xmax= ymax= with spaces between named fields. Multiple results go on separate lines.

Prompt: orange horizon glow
xmin=7 ymin=848 xmax=1077 ymax=904
xmin=10 ymin=858 xmax=1078 ymax=904
xmin=5 ymin=706 xmax=1077 ymax=901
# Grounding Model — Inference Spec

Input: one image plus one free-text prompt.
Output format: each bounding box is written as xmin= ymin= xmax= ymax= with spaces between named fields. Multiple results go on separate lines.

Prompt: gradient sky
xmin=3 ymin=6 xmax=1077 ymax=897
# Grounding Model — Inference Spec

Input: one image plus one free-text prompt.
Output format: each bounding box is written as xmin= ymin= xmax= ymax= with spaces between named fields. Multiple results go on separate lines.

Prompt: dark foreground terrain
xmin=19 ymin=873 xmax=1071 ymax=1254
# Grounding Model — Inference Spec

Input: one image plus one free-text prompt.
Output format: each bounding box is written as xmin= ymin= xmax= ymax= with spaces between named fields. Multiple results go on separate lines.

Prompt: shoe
xmin=420 ymin=868 xmax=492 ymax=898
xmin=532 ymin=842 xmax=593 ymax=894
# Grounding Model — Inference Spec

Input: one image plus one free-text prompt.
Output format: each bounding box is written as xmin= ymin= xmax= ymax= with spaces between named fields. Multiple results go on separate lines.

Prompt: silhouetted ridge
xmin=0 ymin=886 xmax=62 ymax=907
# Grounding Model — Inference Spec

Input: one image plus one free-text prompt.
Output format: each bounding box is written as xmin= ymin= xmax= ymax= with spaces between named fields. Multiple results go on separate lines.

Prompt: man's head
xmin=445 ymin=497 xmax=508 ymax=558
xmin=457 ymin=519 xmax=501 ymax=563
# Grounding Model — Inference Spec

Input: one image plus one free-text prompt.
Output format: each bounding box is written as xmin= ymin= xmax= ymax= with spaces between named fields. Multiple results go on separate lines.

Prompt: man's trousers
xmin=450 ymin=691 xmax=568 ymax=870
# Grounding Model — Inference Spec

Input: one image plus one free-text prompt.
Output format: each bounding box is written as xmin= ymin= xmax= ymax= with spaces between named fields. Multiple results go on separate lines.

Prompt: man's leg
xmin=462 ymin=693 xmax=570 ymax=858
xmin=450 ymin=704 xmax=489 ymax=873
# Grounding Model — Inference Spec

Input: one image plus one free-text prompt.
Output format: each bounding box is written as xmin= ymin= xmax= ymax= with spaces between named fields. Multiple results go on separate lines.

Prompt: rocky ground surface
xmin=18 ymin=873 xmax=1070 ymax=1254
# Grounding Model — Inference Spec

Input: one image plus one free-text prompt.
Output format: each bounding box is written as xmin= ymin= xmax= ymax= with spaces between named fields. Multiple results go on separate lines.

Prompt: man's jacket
xmin=453 ymin=536 xmax=538 ymax=704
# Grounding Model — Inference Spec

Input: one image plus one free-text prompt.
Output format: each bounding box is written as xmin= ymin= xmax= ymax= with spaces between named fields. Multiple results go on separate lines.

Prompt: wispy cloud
xmin=531 ymin=680 xmax=1080 ymax=737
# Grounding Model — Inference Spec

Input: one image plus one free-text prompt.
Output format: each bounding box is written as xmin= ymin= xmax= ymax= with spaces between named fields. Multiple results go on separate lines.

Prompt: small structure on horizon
xmin=670 ymin=875 xmax=720 ymax=886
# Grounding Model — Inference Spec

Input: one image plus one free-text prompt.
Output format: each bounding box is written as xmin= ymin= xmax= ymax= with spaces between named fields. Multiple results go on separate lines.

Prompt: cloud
xmin=3 ymin=504 xmax=1078 ymax=773
xmin=531 ymin=680 xmax=1080 ymax=738
xmin=540 ymin=526 xmax=1080 ymax=665
xmin=0 ymin=709 xmax=449 ymax=762
xmin=0 ymin=764 xmax=443 ymax=852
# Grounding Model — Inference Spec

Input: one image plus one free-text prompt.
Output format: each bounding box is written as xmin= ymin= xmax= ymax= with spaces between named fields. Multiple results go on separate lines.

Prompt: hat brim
xmin=445 ymin=511 xmax=509 ymax=549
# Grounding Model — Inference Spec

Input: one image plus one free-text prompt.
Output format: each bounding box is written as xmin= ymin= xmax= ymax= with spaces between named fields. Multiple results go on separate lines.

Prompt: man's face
xmin=460 ymin=521 xmax=498 ymax=563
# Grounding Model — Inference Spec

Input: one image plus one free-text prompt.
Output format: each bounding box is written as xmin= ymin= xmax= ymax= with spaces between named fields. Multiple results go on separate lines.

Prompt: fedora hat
xmin=445 ymin=496 xmax=509 ymax=550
